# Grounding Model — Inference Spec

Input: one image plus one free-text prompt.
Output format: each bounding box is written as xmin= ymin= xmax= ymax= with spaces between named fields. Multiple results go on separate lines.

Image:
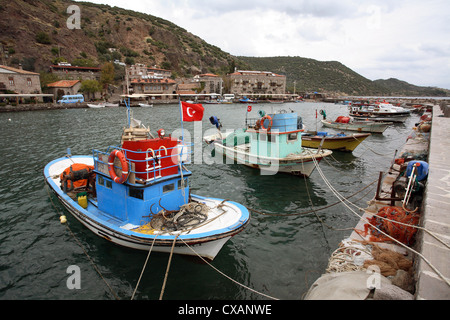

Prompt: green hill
xmin=1 ymin=1 xmax=447 ymax=96
xmin=239 ymin=56 xmax=450 ymax=96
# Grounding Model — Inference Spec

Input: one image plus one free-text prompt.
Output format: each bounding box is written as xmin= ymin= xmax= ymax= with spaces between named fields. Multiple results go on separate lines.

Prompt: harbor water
xmin=0 ymin=102 xmax=421 ymax=300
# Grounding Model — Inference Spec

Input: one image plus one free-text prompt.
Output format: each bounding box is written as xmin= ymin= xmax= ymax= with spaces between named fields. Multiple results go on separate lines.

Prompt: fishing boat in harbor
xmin=321 ymin=116 xmax=392 ymax=133
xmin=138 ymin=102 xmax=153 ymax=108
xmin=87 ymin=102 xmax=119 ymax=108
xmin=301 ymin=131 xmax=371 ymax=152
xmin=204 ymin=110 xmax=332 ymax=177
xmin=349 ymin=101 xmax=410 ymax=123
xmin=44 ymin=101 xmax=250 ymax=260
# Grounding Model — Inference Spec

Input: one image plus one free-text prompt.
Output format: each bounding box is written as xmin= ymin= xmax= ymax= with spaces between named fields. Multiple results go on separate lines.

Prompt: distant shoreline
xmin=0 ymin=97 xmax=448 ymax=113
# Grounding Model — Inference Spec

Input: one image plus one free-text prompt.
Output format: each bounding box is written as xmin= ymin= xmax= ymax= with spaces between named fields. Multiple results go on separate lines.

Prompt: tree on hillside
xmin=80 ymin=80 xmax=102 ymax=101
xmin=101 ymin=62 xmax=115 ymax=86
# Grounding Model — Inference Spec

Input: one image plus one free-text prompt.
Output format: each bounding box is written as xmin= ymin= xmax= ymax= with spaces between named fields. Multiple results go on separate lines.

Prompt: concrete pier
xmin=415 ymin=104 xmax=450 ymax=300
xmin=305 ymin=103 xmax=450 ymax=300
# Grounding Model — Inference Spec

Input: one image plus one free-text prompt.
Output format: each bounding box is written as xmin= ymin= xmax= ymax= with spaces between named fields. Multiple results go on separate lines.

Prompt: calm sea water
xmin=0 ymin=102 xmax=420 ymax=300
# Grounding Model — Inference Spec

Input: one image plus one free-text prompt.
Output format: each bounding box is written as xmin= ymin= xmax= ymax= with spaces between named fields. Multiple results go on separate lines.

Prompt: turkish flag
xmin=181 ymin=101 xmax=204 ymax=122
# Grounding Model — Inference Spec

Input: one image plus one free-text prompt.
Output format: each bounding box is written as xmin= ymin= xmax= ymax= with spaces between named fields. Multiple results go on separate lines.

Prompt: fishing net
xmin=357 ymin=206 xmax=419 ymax=246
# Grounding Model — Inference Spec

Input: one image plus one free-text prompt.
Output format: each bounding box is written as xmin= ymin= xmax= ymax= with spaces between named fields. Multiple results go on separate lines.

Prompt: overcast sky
xmin=79 ymin=0 xmax=450 ymax=89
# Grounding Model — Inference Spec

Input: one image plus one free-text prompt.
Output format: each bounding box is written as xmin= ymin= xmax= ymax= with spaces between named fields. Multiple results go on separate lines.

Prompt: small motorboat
xmin=44 ymin=104 xmax=250 ymax=260
xmin=204 ymin=110 xmax=332 ymax=177
xmin=321 ymin=116 xmax=392 ymax=134
xmin=301 ymin=131 xmax=371 ymax=152
xmin=138 ymin=103 xmax=153 ymax=108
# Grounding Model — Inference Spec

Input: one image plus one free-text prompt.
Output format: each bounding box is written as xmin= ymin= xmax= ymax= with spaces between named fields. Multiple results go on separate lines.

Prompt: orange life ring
xmin=108 ymin=149 xmax=129 ymax=184
xmin=261 ymin=115 xmax=273 ymax=131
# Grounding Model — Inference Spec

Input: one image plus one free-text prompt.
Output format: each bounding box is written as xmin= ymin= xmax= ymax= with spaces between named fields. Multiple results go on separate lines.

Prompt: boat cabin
xmin=92 ymin=131 xmax=192 ymax=226
xmin=243 ymin=111 xmax=305 ymax=158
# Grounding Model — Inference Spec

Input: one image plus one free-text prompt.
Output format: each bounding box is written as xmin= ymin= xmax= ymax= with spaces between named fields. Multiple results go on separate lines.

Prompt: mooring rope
xmin=159 ymin=234 xmax=179 ymax=300
xmin=131 ymin=235 xmax=158 ymax=300
xmin=305 ymin=149 xmax=450 ymax=287
xmin=178 ymin=238 xmax=279 ymax=300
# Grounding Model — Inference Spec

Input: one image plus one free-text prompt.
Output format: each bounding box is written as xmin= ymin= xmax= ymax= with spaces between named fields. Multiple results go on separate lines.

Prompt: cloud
xmin=79 ymin=0 xmax=450 ymax=89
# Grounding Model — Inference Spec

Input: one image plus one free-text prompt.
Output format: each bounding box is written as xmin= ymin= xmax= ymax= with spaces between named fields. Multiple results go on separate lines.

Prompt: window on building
xmin=8 ymin=77 xmax=14 ymax=86
xmin=27 ymin=78 xmax=32 ymax=86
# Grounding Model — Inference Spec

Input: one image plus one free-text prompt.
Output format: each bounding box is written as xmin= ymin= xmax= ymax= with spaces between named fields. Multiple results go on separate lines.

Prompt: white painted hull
xmin=213 ymin=142 xmax=331 ymax=177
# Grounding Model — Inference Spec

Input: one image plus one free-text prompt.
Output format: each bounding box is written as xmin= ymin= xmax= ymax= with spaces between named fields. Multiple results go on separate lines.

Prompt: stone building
xmin=193 ymin=73 xmax=223 ymax=95
xmin=0 ymin=65 xmax=42 ymax=94
xmin=130 ymin=78 xmax=177 ymax=100
xmin=227 ymin=70 xmax=286 ymax=97
xmin=46 ymin=80 xmax=82 ymax=99
xmin=127 ymin=64 xmax=172 ymax=80
xmin=49 ymin=64 xmax=101 ymax=81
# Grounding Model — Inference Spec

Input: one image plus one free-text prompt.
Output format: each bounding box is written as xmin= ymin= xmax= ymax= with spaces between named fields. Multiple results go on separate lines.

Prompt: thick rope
xmin=131 ymin=235 xmax=158 ymax=300
xmin=159 ymin=234 xmax=179 ymax=300
xmin=306 ymin=149 xmax=450 ymax=287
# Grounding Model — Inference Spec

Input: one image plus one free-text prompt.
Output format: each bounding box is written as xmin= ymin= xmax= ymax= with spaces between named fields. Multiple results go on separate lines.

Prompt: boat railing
xmin=93 ymin=142 xmax=193 ymax=185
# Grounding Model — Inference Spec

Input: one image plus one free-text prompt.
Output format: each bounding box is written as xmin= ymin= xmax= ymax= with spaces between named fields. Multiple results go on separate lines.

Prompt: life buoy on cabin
xmin=261 ymin=115 xmax=273 ymax=131
xmin=108 ymin=149 xmax=129 ymax=184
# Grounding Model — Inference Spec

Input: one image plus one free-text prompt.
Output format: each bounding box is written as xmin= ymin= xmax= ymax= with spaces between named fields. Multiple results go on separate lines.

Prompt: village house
xmin=0 ymin=64 xmax=42 ymax=95
xmin=193 ymin=73 xmax=223 ymax=95
xmin=227 ymin=70 xmax=286 ymax=98
xmin=127 ymin=64 xmax=172 ymax=80
xmin=46 ymin=80 xmax=82 ymax=100
xmin=129 ymin=77 xmax=177 ymax=100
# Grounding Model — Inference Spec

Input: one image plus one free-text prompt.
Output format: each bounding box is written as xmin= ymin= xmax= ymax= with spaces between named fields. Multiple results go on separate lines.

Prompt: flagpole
xmin=178 ymin=95 xmax=184 ymax=142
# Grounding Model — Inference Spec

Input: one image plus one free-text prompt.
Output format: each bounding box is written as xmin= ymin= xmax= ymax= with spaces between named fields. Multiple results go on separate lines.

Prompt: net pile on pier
xmin=359 ymin=206 xmax=419 ymax=246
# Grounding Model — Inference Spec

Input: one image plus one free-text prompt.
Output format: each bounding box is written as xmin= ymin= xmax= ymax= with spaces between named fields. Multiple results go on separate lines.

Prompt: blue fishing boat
xmin=204 ymin=110 xmax=333 ymax=177
xmin=44 ymin=102 xmax=250 ymax=260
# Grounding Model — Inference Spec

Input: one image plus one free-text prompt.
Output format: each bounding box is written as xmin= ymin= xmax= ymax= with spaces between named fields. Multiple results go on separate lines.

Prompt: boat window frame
xmin=129 ymin=187 xmax=144 ymax=200
xmin=163 ymin=183 xmax=175 ymax=193
xmin=287 ymin=132 xmax=298 ymax=141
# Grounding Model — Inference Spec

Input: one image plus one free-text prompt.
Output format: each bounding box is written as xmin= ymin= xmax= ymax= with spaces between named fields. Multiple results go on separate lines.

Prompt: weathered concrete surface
xmin=415 ymin=105 xmax=450 ymax=300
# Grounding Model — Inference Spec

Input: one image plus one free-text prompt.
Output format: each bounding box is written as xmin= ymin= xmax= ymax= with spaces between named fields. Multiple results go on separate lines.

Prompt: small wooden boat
xmin=204 ymin=111 xmax=332 ymax=177
xmin=321 ymin=116 xmax=392 ymax=134
xmin=138 ymin=103 xmax=153 ymax=108
xmin=87 ymin=103 xmax=105 ymax=108
xmin=44 ymin=107 xmax=250 ymax=260
xmin=301 ymin=131 xmax=371 ymax=152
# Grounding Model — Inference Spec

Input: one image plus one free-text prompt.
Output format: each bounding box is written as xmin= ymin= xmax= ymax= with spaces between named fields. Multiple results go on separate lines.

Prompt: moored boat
xmin=321 ymin=116 xmax=392 ymax=134
xmin=44 ymin=102 xmax=250 ymax=260
xmin=349 ymin=101 xmax=410 ymax=123
xmin=205 ymin=110 xmax=332 ymax=177
xmin=301 ymin=131 xmax=371 ymax=152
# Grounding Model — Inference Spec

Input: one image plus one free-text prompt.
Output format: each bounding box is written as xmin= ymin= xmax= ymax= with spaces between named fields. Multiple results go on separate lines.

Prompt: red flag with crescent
xmin=181 ymin=101 xmax=204 ymax=122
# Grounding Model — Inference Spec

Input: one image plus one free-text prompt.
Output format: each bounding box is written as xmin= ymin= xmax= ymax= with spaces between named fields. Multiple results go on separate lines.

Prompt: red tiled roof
xmin=47 ymin=80 xmax=80 ymax=88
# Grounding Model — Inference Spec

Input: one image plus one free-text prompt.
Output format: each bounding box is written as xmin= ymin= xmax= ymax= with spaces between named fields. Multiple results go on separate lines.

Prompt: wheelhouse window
xmin=287 ymin=132 xmax=298 ymax=141
xmin=163 ymin=183 xmax=175 ymax=193
xmin=129 ymin=187 xmax=144 ymax=200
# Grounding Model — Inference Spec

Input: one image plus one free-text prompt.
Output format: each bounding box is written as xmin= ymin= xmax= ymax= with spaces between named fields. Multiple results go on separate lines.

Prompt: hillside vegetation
xmin=239 ymin=56 xmax=449 ymax=96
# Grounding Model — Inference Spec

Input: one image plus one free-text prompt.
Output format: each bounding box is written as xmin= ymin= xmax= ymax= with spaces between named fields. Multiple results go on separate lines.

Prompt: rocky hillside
xmin=0 ymin=0 xmax=246 ymax=77
xmin=1 ymin=0 xmax=448 ymax=96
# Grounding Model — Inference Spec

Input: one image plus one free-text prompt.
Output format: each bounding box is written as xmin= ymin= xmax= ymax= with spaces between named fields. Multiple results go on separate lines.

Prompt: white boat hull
xmin=213 ymin=142 xmax=331 ymax=177
xmin=321 ymin=119 xmax=391 ymax=133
